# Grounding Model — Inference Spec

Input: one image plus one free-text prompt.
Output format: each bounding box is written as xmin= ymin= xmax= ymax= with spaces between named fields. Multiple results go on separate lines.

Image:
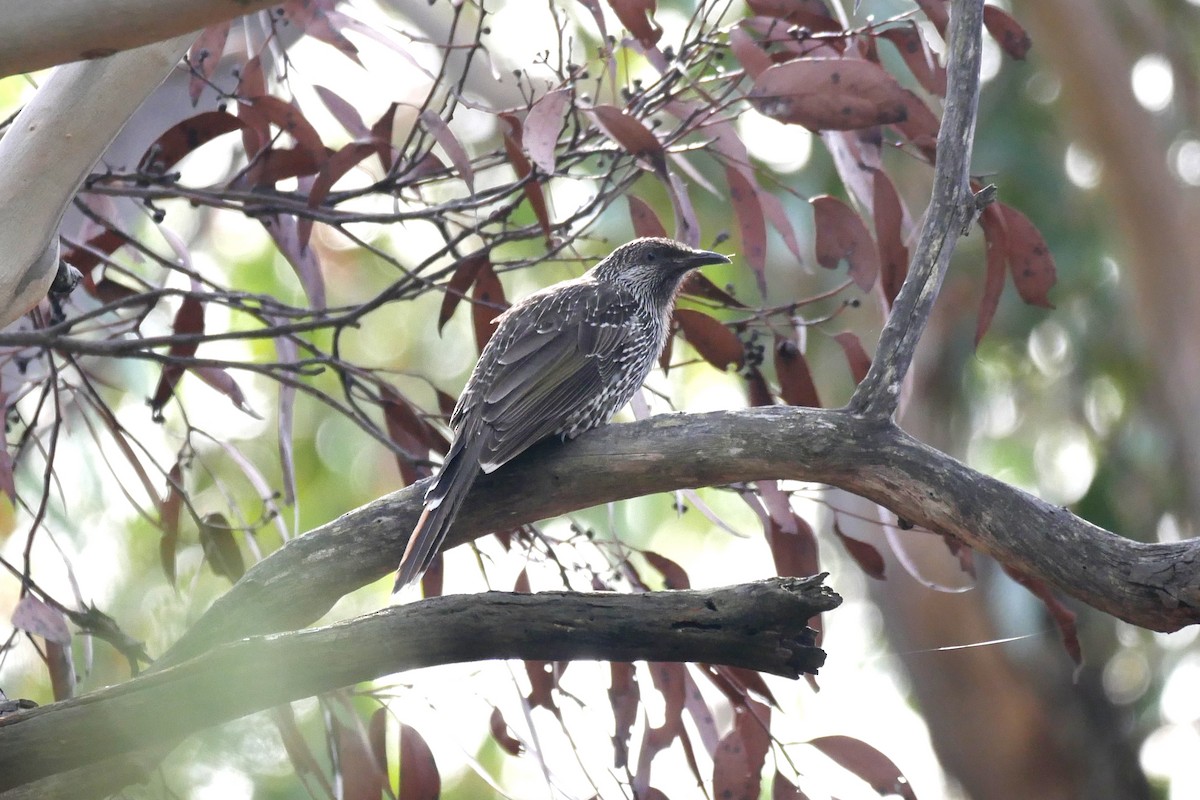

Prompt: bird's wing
xmin=474 ymin=285 xmax=639 ymax=472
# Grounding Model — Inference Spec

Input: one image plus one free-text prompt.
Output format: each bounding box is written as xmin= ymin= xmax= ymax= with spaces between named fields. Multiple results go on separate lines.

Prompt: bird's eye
xmin=646 ymin=252 xmax=657 ymax=262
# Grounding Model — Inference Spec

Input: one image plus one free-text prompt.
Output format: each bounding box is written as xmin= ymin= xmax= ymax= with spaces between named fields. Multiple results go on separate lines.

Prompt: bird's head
xmin=589 ymin=237 xmax=731 ymax=306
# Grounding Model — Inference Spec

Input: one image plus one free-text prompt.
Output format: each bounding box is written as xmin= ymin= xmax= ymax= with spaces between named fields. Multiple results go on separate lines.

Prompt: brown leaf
xmin=681 ymin=271 xmax=748 ymax=309
xmin=1002 ymin=565 xmax=1083 ymax=666
xmin=675 ymin=309 xmax=744 ymax=370
xmin=381 ymin=385 xmax=446 ymax=486
xmin=745 ymin=366 xmax=775 ymax=407
xmin=812 ymin=194 xmax=879 ymax=292
xmin=499 ymin=113 xmax=553 ymax=243
xmin=238 ymin=95 xmax=326 ymax=162
xmin=420 ymin=110 xmax=474 ymax=190
xmin=261 ymin=214 xmax=326 ymax=308
xmin=892 ymin=89 xmax=940 ymax=160
xmin=872 ymin=170 xmax=908 ymax=306
xmin=489 ymin=707 xmax=523 ymax=756
xmin=608 ymin=0 xmax=662 ymax=48
xmin=590 ymin=105 xmax=666 ymax=174
xmin=525 ymin=659 xmax=558 ymax=711
xmin=186 ymin=22 xmax=231 ymax=106
xmin=914 ymin=0 xmax=949 ymax=36
xmin=809 ymin=735 xmax=915 ymax=800
xmin=138 ymin=111 xmax=246 ymax=174
xmin=976 ymin=201 xmax=1009 ymax=345
xmin=729 ymin=28 xmax=772 ymax=79
xmin=758 ymin=481 xmax=819 ymax=578
xmin=832 ymin=517 xmax=886 ymax=579
xmin=772 ymin=771 xmax=809 ymax=800
xmin=628 ymin=195 xmax=669 ymax=239
xmin=708 ymin=664 xmax=779 ymax=708
xmin=150 ymin=296 xmax=204 ymax=419
xmin=774 ymin=337 xmax=821 ymax=407
xmin=712 ymin=700 xmax=771 ymax=800
xmin=192 ymin=367 xmax=261 ymax=418
xmin=314 ymin=84 xmax=369 ymax=138
xmin=237 ymin=146 xmax=325 ymax=187
xmin=299 ymin=141 xmax=377 ymax=248
xmin=160 ymin=461 xmax=184 ymax=585
xmin=437 ymin=252 xmax=491 ymax=333
xmin=471 ymin=260 xmax=508 ymax=353
xmin=879 ymin=23 xmax=946 ymax=96
xmin=333 ymin=708 xmax=386 ymax=800
xmin=644 ymin=551 xmax=690 ymax=589
xmin=999 ymin=203 xmax=1056 ymax=308
xmin=832 ymin=331 xmax=871 ymax=386
xmin=984 ymin=5 xmax=1032 ymax=60
xmin=280 ymin=0 xmax=361 ymax=63
xmin=198 ymin=513 xmax=244 ymax=583
xmin=750 ymin=58 xmax=911 ymax=132
xmin=746 ymin=0 xmax=840 ymax=31
xmin=399 ymin=724 xmax=441 ymax=800
xmin=726 ymin=167 xmax=768 ymax=291
xmin=12 ymin=595 xmax=71 ymax=645
xmin=610 ymin=662 xmax=639 ymax=769
xmin=525 ymin=89 xmax=571 ymax=174
xmin=371 ymin=102 xmax=399 ymax=172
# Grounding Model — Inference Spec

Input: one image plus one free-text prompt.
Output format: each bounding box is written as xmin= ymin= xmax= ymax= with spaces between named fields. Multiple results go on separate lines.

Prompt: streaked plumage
xmin=394 ymin=238 xmax=731 ymax=590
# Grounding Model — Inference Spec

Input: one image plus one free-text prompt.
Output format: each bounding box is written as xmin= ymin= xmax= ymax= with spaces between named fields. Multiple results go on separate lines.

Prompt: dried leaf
xmin=238 ymin=146 xmax=325 ymax=187
xmin=192 ymin=367 xmax=261 ymax=418
xmin=809 ymin=735 xmax=915 ymax=800
xmin=1002 ymin=565 xmax=1083 ymax=666
xmin=499 ymin=113 xmax=553 ymax=243
xmin=628 ymin=195 xmax=668 ymax=239
xmin=262 ymin=213 xmax=326 ymax=309
xmin=758 ymin=482 xmax=819 ymax=578
xmin=381 ymin=384 xmax=447 ymax=486
xmin=590 ymin=105 xmax=666 ymax=174
xmin=138 ymin=111 xmax=246 ymax=174
xmin=774 ymin=337 xmax=821 ymax=407
xmin=471 ymin=260 xmax=508 ymax=353
xmin=608 ymin=0 xmax=663 ymax=48
xmin=675 ymin=309 xmax=744 ymax=370
xmin=314 ymin=84 xmax=370 ymax=138
xmin=186 ymin=22 xmax=232 ymax=106
xmin=160 ymin=461 xmax=184 ymax=585
xmin=712 ymin=700 xmax=771 ymax=800
xmin=489 ymin=707 xmax=522 ymax=756
xmin=772 ymin=771 xmax=809 ymax=800
xmin=239 ymin=95 xmax=326 ymax=161
xmin=914 ymin=0 xmax=949 ymax=36
xmin=199 ymin=513 xmax=245 ymax=583
xmin=644 ymin=551 xmax=690 ymax=589
xmin=299 ymin=141 xmax=377 ymax=248
xmin=879 ymin=23 xmax=946 ymax=96
xmin=681 ymin=271 xmax=747 ymax=308
xmin=976 ymin=201 xmax=1009 ymax=346
xmin=0 ymin=446 xmax=14 ymax=502
xmin=812 ymin=194 xmax=879 ymax=292
xmin=832 ymin=517 xmax=886 ymax=579
xmin=666 ymin=171 xmax=701 ymax=245
xmin=12 ymin=595 xmax=71 ymax=645
xmin=437 ymin=252 xmax=491 ymax=333
xmin=892 ymin=89 xmax=940 ymax=160
xmin=729 ymin=28 xmax=771 ymax=79
xmin=750 ymin=58 xmax=911 ymax=132
xmin=832 ymin=331 xmax=871 ymax=386
xmin=281 ymin=0 xmax=361 ymax=63
xmin=150 ymin=296 xmax=204 ymax=419
xmin=725 ymin=167 xmax=768 ymax=292
xmin=999 ymin=203 xmax=1056 ymax=309
xmin=525 ymin=89 xmax=571 ymax=174
xmin=610 ymin=662 xmax=639 ymax=769
xmin=371 ymin=102 xmax=399 ymax=172
xmin=746 ymin=0 xmax=840 ymax=31
xmin=420 ymin=110 xmax=474 ymax=190
xmin=746 ymin=366 xmax=775 ymax=406
xmin=333 ymin=708 xmax=386 ymax=800
xmin=872 ymin=170 xmax=908 ymax=306
xmin=984 ymin=5 xmax=1032 ymax=60
xmin=399 ymin=724 xmax=441 ymax=800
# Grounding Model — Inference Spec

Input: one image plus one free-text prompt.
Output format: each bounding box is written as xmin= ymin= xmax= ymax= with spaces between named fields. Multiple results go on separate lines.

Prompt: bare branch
xmin=0 ymin=577 xmax=838 ymax=791
xmin=849 ymin=0 xmax=991 ymax=418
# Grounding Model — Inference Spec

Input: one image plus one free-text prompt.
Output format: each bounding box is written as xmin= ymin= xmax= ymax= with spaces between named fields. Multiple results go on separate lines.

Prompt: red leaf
xmin=1002 ymin=565 xmax=1083 ymax=666
xmin=812 ymin=195 xmax=879 ymax=292
xmin=745 ymin=366 xmax=775 ymax=407
xmin=610 ymin=662 xmax=639 ymax=768
xmin=746 ymin=0 xmax=840 ymax=31
xmin=644 ymin=551 xmax=690 ymax=589
xmin=371 ymin=102 xmax=399 ymax=172
xmin=729 ymin=28 xmax=772 ymax=79
xmin=608 ymin=0 xmax=662 ymax=48
xmin=237 ymin=146 xmax=324 ymax=187
xmin=238 ymin=95 xmax=326 ymax=161
xmin=299 ymin=140 xmax=377 ymax=248
xmin=774 ymin=337 xmax=821 ymax=407
xmin=471 ymin=260 xmax=508 ymax=353
xmin=681 ymin=272 xmax=748 ymax=309
xmin=280 ymin=0 xmax=361 ymax=63
xmin=999 ymin=203 xmax=1056 ymax=309
xmin=261 ymin=214 xmax=326 ymax=308
xmin=138 ymin=112 xmax=246 ymax=174
xmin=975 ymin=201 xmax=1009 ymax=345
xmin=420 ymin=110 xmax=474 ymax=190
xmin=525 ymin=659 xmax=558 ymax=711
xmin=398 ymin=724 xmax=441 ymax=800
xmin=160 ymin=461 xmax=184 ymax=585
xmin=708 ymin=664 xmax=779 ymax=708
xmin=984 ymin=5 xmax=1032 ymax=60
xmin=192 ymin=367 xmax=261 ymax=418
xmin=333 ymin=708 xmax=386 ymax=800
xmin=628 ymin=195 xmax=668 ymax=239
xmin=725 ymin=166 xmax=768 ymax=290
xmin=199 ymin=513 xmax=244 ymax=582
xmin=872 ymin=170 xmax=908 ymax=307
xmin=0 ymin=446 xmax=14 ymax=503
xmin=772 ymin=771 xmax=809 ymax=800
xmin=590 ymin=105 xmax=666 ymax=174
xmin=914 ymin=0 xmax=949 ymax=36
xmin=892 ymin=89 xmax=940 ymax=160
xmin=750 ymin=58 xmax=911 ymax=132
xmin=712 ymin=699 xmax=771 ymax=800
xmin=525 ymin=89 xmax=571 ymax=174
xmin=665 ymin=171 xmax=701 ymax=245
xmin=437 ymin=252 xmax=491 ymax=333
xmin=879 ymin=23 xmax=946 ymax=96
xmin=314 ymin=85 xmax=369 ymax=138
xmin=832 ymin=517 xmax=886 ymax=579
xmin=832 ymin=331 xmax=871 ymax=386
xmin=381 ymin=385 xmax=447 ymax=486
xmin=808 ymin=735 xmax=915 ymax=800
xmin=499 ymin=113 xmax=553 ymax=243
xmin=43 ymin=641 xmax=75 ymax=702
xmin=758 ymin=481 xmax=819 ymax=578
xmin=489 ymin=707 xmax=523 ymax=756
xmin=150 ymin=296 xmax=204 ymax=419
xmin=675 ymin=309 xmax=744 ymax=370
xmin=12 ymin=595 xmax=71 ymax=645
xmin=186 ymin=23 xmax=231 ymax=106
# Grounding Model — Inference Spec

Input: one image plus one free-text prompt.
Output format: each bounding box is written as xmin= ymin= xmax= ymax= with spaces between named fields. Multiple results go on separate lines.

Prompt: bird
xmin=394 ymin=237 xmax=732 ymax=590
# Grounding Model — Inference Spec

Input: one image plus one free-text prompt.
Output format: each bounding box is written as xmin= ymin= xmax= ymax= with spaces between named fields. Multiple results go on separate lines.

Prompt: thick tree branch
xmin=849 ymin=0 xmax=990 ymax=418
xmin=0 ymin=577 xmax=837 ymax=791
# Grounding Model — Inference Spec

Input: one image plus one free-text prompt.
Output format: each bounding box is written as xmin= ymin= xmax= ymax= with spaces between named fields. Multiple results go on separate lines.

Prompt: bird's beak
xmin=686 ymin=250 xmax=732 ymax=269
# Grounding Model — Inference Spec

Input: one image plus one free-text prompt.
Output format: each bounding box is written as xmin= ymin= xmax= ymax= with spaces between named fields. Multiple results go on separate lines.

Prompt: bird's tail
xmin=394 ymin=434 xmax=485 ymax=591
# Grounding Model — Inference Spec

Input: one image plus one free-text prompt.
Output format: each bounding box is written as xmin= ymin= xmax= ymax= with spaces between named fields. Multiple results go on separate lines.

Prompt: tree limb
xmin=849 ymin=0 xmax=990 ymax=418
xmin=0 ymin=576 xmax=837 ymax=791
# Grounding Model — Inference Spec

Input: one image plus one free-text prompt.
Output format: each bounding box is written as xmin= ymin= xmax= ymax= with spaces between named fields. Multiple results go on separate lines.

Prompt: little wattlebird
xmin=394 ymin=237 xmax=731 ymax=590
